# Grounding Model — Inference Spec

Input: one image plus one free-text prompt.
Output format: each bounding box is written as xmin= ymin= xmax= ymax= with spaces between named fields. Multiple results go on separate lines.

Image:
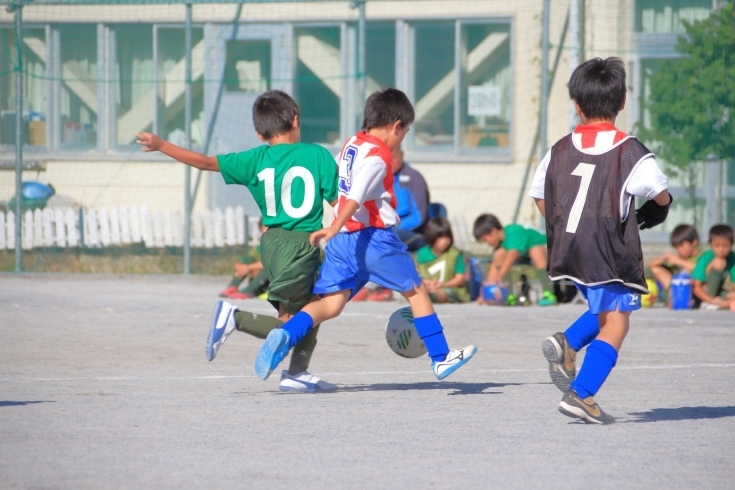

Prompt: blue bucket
xmin=671 ymin=273 xmax=692 ymax=310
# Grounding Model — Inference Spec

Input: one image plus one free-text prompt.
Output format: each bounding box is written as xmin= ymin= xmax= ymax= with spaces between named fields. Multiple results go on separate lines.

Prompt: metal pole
xmin=511 ymin=6 xmax=569 ymax=223
xmin=13 ymin=2 xmax=23 ymax=273
xmin=189 ymin=2 xmax=244 ymax=210
xmin=184 ymin=2 xmax=192 ymax=274
xmin=568 ymin=0 xmax=582 ymax=131
xmin=356 ymin=0 xmax=366 ymax=128
xmin=538 ymin=0 xmax=550 ymax=229
xmin=540 ymin=0 xmax=550 ymax=160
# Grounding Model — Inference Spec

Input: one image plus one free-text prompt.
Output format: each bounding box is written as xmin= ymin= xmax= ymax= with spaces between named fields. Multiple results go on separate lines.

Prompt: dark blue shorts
xmin=314 ymin=227 xmax=422 ymax=299
xmin=576 ymin=283 xmax=642 ymax=315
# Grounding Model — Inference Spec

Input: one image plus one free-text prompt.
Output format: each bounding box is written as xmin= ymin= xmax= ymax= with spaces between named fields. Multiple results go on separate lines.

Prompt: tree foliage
xmin=639 ymin=3 xmax=735 ymax=171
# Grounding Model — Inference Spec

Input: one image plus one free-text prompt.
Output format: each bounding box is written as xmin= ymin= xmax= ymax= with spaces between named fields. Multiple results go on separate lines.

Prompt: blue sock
xmin=570 ymin=340 xmax=618 ymax=398
xmin=281 ymin=312 xmax=314 ymax=348
xmin=564 ymin=310 xmax=600 ymax=351
xmin=413 ymin=313 xmax=450 ymax=362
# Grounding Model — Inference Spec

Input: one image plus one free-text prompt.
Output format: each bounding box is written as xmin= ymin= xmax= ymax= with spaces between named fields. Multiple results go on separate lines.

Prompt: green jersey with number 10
xmin=217 ymin=143 xmax=339 ymax=233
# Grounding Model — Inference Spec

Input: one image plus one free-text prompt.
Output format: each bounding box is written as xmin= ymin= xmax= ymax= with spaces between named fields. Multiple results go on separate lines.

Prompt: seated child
xmin=219 ymin=220 xmax=270 ymax=300
xmin=417 ymin=217 xmax=470 ymax=304
xmin=649 ymin=224 xmax=700 ymax=301
xmin=692 ymin=224 xmax=735 ymax=310
xmin=472 ymin=214 xmax=557 ymax=306
xmin=253 ymin=88 xmax=476 ymax=382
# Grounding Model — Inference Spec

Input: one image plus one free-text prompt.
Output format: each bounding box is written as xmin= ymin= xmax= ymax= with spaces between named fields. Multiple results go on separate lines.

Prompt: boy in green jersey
xmin=135 ymin=90 xmax=339 ymax=392
xmin=692 ymin=224 xmax=735 ymax=310
xmin=473 ymin=214 xmax=556 ymax=306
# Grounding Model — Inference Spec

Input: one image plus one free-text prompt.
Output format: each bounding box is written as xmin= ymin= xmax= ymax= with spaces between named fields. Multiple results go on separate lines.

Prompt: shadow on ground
xmin=0 ymin=401 xmax=54 ymax=407
xmin=626 ymin=406 xmax=735 ymax=423
xmin=329 ymin=381 xmax=526 ymax=395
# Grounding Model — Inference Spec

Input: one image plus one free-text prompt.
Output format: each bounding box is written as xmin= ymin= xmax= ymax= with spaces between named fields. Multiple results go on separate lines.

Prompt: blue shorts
xmin=576 ymin=283 xmax=641 ymax=315
xmin=314 ymin=227 xmax=421 ymax=299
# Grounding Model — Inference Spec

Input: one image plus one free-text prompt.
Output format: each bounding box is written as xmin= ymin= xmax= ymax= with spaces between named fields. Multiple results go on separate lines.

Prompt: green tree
xmin=639 ymin=3 xmax=735 ymax=225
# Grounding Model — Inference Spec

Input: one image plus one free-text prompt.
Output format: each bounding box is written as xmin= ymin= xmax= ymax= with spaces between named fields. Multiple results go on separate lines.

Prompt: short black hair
xmin=670 ymin=224 xmax=699 ymax=247
xmin=424 ymin=217 xmax=454 ymax=248
xmin=362 ymin=88 xmax=415 ymax=131
xmin=568 ymin=57 xmax=626 ymax=120
xmin=252 ymin=90 xmax=299 ymax=140
xmin=473 ymin=214 xmax=503 ymax=241
xmin=708 ymin=224 xmax=734 ymax=244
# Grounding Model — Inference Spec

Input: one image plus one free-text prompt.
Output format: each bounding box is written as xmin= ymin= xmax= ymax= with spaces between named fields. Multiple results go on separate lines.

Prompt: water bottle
xmin=670 ymin=272 xmax=692 ymax=310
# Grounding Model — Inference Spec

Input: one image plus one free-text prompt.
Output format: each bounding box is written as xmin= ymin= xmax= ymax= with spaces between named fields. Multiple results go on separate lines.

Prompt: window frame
xmin=400 ymin=17 xmax=514 ymax=163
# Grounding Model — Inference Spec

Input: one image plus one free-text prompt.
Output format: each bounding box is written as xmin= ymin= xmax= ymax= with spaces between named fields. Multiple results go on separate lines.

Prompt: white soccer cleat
xmin=279 ymin=370 xmax=337 ymax=393
xmin=205 ymin=301 xmax=238 ymax=361
xmin=432 ymin=345 xmax=478 ymax=380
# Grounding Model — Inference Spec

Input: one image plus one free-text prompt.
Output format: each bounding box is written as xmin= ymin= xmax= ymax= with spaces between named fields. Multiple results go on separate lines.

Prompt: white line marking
xmin=2 ymin=363 xmax=733 ymax=382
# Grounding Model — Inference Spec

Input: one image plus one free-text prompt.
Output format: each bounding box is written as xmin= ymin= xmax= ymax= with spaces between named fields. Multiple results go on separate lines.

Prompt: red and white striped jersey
xmin=333 ymin=131 xmax=399 ymax=232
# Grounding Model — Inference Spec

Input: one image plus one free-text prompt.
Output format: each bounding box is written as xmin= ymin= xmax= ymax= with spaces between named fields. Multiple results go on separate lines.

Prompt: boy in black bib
xmin=530 ymin=58 xmax=672 ymax=424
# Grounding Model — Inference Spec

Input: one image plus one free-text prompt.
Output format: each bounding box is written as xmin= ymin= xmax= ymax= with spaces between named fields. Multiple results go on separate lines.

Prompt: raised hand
xmin=135 ymin=132 xmax=163 ymax=152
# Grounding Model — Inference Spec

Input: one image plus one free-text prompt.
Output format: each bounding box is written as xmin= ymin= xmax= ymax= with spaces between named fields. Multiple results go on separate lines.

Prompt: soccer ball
xmin=385 ymin=307 xmax=427 ymax=359
xmin=482 ymin=284 xmax=509 ymax=305
xmin=641 ymin=279 xmax=658 ymax=308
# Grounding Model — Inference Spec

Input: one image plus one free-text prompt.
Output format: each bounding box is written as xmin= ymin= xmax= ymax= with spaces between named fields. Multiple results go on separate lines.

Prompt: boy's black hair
xmin=670 ymin=224 xmax=699 ymax=247
xmin=568 ymin=57 xmax=626 ymax=120
xmin=252 ymin=90 xmax=300 ymax=140
xmin=472 ymin=214 xmax=503 ymax=241
xmin=424 ymin=217 xmax=454 ymax=248
xmin=362 ymin=88 xmax=415 ymax=131
xmin=708 ymin=224 xmax=735 ymax=244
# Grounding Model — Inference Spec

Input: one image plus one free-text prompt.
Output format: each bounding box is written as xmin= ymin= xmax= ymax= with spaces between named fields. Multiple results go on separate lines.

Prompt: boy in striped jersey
xmin=253 ymin=88 xmax=477 ymax=382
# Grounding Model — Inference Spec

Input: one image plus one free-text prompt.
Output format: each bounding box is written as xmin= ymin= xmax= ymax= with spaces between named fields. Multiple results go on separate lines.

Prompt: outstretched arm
xmin=135 ymin=132 xmax=219 ymax=172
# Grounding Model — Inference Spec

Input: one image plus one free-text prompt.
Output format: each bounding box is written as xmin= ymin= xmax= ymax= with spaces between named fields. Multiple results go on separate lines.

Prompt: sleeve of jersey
xmin=346 ymin=156 xmax=387 ymax=206
xmin=217 ymin=150 xmax=254 ymax=186
xmin=528 ymin=149 xmax=551 ymax=199
xmin=625 ymin=157 xmax=669 ymax=199
xmin=319 ymin=149 xmax=339 ymax=203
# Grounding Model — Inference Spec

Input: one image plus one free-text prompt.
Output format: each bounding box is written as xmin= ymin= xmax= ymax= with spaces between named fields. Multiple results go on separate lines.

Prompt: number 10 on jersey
xmin=566 ymin=163 xmax=596 ymax=234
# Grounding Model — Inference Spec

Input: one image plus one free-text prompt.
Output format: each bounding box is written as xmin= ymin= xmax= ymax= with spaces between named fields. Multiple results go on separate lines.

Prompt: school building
xmin=0 ymin=0 xmax=725 ymax=246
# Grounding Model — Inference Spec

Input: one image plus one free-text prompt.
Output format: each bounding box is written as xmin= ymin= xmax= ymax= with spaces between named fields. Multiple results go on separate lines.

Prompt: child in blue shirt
xmin=253 ymin=88 xmax=477 ymax=382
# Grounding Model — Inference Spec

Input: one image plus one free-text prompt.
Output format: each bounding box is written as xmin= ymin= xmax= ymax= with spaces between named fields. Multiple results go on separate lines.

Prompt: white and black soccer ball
xmin=385 ymin=307 xmax=427 ymax=359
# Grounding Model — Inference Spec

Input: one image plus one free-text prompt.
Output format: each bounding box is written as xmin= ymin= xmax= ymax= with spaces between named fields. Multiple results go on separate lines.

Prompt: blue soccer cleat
xmin=432 ymin=345 xmax=477 ymax=380
xmin=205 ymin=301 xmax=238 ymax=362
xmin=254 ymin=329 xmax=291 ymax=380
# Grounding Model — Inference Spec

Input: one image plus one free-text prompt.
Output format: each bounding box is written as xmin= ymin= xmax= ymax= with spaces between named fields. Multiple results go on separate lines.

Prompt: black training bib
xmin=544 ymin=135 xmax=653 ymax=293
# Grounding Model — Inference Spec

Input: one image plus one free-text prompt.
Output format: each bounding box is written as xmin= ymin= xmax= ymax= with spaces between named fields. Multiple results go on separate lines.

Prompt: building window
xmin=224 ymin=39 xmax=271 ymax=93
xmin=412 ymin=21 xmax=455 ymax=150
xmin=156 ymin=27 xmax=205 ymax=149
xmin=59 ymin=25 xmax=97 ymax=148
xmin=294 ymin=26 xmax=341 ymax=146
xmin=407 ymin=19 xmax=512 ymax=157
xmin=365 ymin=22 xmax=395 ymax=92
xmin=113 ymin=25 xmax=153 ymax=147
xmin=0 ymin=28 xmax=47 ymax=148
xmin=459 ymin=22 xmax=511 ymax=151
xmin=636 ymin=0 xmax=711 ymax=33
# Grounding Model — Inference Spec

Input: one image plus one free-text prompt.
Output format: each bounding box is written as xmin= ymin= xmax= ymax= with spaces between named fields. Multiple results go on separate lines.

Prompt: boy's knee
xmin=710 ymin=257 xmax=727 ymax=271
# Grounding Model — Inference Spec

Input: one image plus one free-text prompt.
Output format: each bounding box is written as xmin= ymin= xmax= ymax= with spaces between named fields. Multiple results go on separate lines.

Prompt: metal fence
xmin=1 ymin=0 xmax=733 ymax=273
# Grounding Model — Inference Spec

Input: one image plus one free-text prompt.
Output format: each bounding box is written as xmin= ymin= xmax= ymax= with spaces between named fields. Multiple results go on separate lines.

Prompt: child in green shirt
xmin=473 ymin=214 xmax=556 ymax=305
xmin=649 ymin=224 xmax=701 ymax=302
xmin=417 ymin=218 xmax=470 ymax=304
xmin=692 ymin=224 xmax=735 ymax=310
xmin=136 ymin=90 xmax=339 ymax=392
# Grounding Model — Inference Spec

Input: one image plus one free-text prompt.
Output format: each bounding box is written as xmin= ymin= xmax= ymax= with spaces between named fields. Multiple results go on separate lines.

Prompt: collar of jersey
xmin=356 ymin=131 xmax=390 ymax=151
xmin=571 ymin=122 xmax=631 ymax=155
